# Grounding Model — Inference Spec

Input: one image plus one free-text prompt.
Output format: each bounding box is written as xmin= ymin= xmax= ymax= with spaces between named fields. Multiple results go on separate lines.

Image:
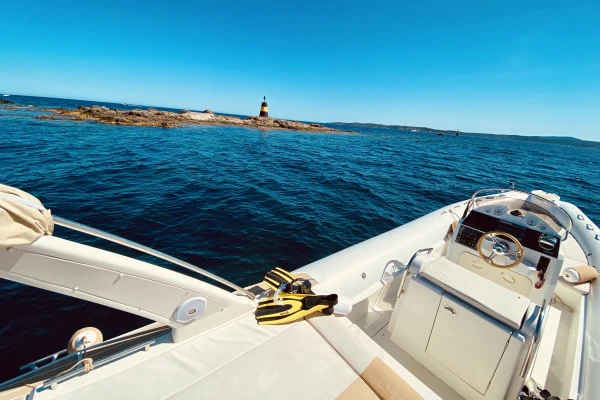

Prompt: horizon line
xmin=3 ymin=92 xmax=598 ymax=144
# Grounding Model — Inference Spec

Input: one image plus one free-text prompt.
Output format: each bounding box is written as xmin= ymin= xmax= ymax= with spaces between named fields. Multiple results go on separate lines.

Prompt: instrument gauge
xmin=493 ymin=207 xmax=505 ymax=216
xmin=525 ymin=217 xmax=538 ymax=227
xmin=485 ymin=207 xmax=492 ymax=214
xmin=539 ymin=224 xmax=548 ymax=232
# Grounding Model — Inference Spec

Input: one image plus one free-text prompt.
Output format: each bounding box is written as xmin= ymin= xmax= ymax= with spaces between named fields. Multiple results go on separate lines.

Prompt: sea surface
xmin=1 ymin=95 xmax=599 ymax=381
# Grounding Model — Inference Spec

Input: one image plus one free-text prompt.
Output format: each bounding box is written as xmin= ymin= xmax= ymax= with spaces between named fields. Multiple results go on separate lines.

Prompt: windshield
xmin=466 ymin=188 xmax=572 ymax=236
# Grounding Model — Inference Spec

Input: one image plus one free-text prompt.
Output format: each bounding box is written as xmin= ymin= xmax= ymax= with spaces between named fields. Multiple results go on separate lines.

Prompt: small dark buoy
xmin=259 ymin=96 xmax=268 ymax=117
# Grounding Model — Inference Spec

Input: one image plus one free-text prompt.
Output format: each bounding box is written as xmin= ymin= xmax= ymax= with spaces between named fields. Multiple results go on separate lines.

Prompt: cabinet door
xmin=426 ymin=295 xmax=512 ymax=395
xmin=389 ymin=277 xmax=443 ymax=355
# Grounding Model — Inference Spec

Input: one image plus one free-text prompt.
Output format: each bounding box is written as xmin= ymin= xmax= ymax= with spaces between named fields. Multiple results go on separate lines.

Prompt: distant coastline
xmin=332 ymin=122 xmax=600 ymax=149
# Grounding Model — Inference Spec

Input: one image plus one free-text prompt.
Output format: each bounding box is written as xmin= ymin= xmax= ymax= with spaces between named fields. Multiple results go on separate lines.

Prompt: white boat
xmin=1 ymin=184 xmax=598 ymax=400
xmin=2 ymin=94 xmax=9 ymax=97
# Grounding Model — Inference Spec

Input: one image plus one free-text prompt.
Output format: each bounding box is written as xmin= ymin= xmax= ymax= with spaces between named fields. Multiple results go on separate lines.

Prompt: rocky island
xmin=40 ymin=105 xmax=351 ymax=133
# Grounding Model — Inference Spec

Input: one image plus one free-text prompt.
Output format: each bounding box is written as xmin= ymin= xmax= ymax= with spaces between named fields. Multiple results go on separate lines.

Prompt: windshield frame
xmin=465 ymin=188 xmax=572 ymax=237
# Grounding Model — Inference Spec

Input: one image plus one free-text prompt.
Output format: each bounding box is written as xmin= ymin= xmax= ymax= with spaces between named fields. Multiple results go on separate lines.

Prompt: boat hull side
xmin=560 ymin=201 xmax=600 ymax=399
xmin=296 ymin=200 xmax=467 ymax=303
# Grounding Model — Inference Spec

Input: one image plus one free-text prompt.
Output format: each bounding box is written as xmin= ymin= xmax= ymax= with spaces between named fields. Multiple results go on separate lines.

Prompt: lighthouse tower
xmin=259 ymin=96 xmax=268 ymax=117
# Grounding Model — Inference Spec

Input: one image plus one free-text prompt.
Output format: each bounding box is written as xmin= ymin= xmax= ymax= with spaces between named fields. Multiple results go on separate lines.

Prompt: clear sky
xmin=1 ymin=1 xmax=599 ymax=140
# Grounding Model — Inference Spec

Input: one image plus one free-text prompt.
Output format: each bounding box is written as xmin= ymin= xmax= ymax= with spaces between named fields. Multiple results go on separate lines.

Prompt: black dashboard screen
xmin=497 ymin=220 xmax=526 ymax=241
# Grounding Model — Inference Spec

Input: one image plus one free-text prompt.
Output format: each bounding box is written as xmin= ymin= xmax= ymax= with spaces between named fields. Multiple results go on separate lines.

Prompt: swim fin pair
xmin=255 ymin=293 xmax=338 ymax=325
xmin=263 ymin=267 xmax=311 ymax=294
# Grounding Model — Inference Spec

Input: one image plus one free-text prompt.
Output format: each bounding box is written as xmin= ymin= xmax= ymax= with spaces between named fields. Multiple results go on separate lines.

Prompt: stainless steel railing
xmin=40 ymin=339 xmax=156 ymax=390
xmin=520 ymin=301 xmax=546 ymax=378
xmin=53 ymin=216 xmax=255 ymax=299
xmin=396 ymin=247 xmax=433 ymax=298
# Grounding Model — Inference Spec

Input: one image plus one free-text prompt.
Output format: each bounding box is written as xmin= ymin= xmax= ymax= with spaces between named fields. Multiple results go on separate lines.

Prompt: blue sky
xmin=1 ymin=1 xmax=598 ymax=140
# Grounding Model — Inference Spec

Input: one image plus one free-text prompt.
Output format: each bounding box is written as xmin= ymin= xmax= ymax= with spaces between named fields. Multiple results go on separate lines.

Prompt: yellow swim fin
xmin=255 ymin=293 xmax=338 ymax=325
xmin=263 ymin=267 xmax=311 ymax=294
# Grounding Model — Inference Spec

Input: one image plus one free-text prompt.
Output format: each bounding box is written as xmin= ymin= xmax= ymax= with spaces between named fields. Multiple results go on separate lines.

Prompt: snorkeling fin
xmin=263 ymin=267 xmax=311 ymax=294
xmin=255 ymin=293 xmax=338 ymax=325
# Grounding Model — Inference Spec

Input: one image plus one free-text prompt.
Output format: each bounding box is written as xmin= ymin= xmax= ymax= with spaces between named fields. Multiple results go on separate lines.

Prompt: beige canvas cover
xmin=0 ymin=184 xmax=54 ymax=247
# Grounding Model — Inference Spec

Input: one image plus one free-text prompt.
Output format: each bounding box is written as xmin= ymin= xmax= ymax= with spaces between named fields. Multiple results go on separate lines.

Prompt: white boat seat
xmin=420 ymin=257 xmax=531 ymax=330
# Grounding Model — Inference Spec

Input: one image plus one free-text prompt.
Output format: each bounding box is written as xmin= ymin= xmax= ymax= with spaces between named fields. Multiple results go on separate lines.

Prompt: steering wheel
xmin=476 ymin=231 xmax=524 ymax=268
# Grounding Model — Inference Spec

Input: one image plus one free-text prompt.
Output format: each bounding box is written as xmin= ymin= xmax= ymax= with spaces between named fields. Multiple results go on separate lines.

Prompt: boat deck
xmin=11 ymin=311 xmax=444 ymax=400
xmin=350 ymin=233 xmax=590 ymax=400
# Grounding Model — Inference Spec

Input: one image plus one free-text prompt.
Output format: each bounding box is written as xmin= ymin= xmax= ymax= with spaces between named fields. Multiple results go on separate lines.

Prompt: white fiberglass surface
xmin=31 ymin=316 xmax=357 ymax=400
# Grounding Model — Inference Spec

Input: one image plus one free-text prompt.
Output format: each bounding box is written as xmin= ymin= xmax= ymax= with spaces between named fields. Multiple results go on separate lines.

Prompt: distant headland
xmin=334 ymin=122 xmax=458 ymax=136
xmin=332 ymin=122 xmax=600 ymax=149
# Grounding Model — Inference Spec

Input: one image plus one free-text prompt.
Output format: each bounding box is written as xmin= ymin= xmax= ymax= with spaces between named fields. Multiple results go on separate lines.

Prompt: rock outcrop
xmin=5 ymin=105 xmax=32 ymax=109
xmin=0 ymin=99 xmax=14 ymax=104
xmin=41 ymin=105 xmax=352 ymax=133
xmin=46 ymin=106 xmax=190 ymax=128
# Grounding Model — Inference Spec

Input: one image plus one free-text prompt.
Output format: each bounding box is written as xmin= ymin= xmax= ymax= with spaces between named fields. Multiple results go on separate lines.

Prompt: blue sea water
xmin=0 ymin=95 xmax=599 ymax=381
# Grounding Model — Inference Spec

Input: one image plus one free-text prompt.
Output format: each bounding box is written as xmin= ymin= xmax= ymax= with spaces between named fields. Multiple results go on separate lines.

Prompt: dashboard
xmin=455 ymin=209 xmax=561 ymax=259
xmin=477 ymin=204 xmax=559 ymax=236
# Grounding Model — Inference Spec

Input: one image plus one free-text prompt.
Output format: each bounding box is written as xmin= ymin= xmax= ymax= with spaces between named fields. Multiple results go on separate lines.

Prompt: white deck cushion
xmin=31 ymin=315 xmax=360 ymax=400
xmin=420 ymin=257 xmax=531 ymax=330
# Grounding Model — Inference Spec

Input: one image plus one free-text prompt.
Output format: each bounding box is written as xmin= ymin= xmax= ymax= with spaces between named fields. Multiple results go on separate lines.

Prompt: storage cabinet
xmin=426 ymin=294 xmax=513 ymax=394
